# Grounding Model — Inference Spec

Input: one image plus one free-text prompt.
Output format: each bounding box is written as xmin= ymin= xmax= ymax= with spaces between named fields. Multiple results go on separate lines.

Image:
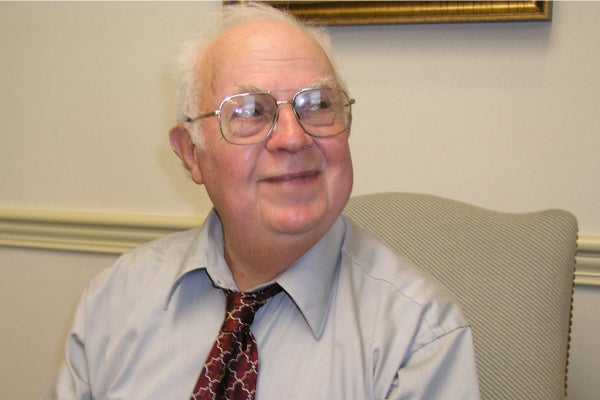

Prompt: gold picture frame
xmin=227 ymin=1 xmax=552 ymax=25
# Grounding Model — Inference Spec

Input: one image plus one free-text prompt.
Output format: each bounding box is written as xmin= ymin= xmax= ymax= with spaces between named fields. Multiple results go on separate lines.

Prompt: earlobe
xmin=169 ymin=125 xmax=203 ymax=185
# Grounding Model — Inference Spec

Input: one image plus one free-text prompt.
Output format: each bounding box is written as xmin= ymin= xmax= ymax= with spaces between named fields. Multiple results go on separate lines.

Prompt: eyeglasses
xmin=184 ymin=87 xmax=355 ymax=145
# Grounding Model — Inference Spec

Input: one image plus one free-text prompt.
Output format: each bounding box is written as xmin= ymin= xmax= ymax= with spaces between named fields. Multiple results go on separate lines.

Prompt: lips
xmin=260 ymin=170 xmax=320 ymax=184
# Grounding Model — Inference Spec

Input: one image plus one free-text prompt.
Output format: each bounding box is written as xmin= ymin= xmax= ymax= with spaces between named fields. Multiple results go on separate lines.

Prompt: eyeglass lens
xmin=219 ymin=88 xmax=351 ymax=145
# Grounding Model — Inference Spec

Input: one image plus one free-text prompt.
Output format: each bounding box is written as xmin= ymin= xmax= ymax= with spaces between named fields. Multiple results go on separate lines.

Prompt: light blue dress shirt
xmin=44 ymin=210 xmax=480 ymax=399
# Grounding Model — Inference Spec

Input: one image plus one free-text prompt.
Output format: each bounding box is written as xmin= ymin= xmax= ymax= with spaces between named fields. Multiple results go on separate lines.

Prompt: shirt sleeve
xmin=385 ymin=326 xmax=481 ymax=399
xmin=40 ymin=286 xmax=92 ymax=400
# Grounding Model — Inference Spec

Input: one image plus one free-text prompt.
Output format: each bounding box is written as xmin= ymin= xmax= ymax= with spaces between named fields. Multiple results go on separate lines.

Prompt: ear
xmin=169 ymin=124 xmax=203 ymax=185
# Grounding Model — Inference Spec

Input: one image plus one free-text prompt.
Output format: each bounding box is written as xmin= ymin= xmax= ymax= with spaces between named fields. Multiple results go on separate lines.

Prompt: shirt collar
xmin=163 ymin=209 xmax=346 ymax=339
xmin=276 ymin=217 xmax=345 ymax=338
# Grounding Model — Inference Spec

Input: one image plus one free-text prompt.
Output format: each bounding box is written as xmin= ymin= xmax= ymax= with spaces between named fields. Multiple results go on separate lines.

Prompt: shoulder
xmin=340 ymin=215 xmax=469 ymax=334
xmin=94 ymin=228 xmax=199 ymax=280
xmin=85 ymin=228 xmax=203 ymax=313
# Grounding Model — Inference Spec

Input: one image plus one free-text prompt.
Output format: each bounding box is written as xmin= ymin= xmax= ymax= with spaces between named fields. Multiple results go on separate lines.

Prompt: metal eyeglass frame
xmin=183 ymin=87 xmax=356 ymax=145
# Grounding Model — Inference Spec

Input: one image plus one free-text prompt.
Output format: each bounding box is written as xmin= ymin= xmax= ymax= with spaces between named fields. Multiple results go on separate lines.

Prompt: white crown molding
xmin=1 ymin=207 xmax=599 ymax=286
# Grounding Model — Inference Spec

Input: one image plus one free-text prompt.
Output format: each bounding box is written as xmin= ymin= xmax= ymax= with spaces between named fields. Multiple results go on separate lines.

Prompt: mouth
xmin=261 ymin=170 xmax=321 ymax=184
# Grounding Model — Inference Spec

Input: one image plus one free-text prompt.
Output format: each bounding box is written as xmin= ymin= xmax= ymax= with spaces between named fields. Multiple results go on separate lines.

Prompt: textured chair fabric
xmin=343 ymin=192 xmax=577 ymax=400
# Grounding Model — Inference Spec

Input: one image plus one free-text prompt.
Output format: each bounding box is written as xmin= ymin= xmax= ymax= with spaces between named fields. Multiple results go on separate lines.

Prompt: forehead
xmin=202 ymin=19 xmax=335 ymax=97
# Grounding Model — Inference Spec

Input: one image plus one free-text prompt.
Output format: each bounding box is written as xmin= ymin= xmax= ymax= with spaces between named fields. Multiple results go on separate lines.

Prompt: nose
xmin=265 ymin=103 xmax=314 ymax=153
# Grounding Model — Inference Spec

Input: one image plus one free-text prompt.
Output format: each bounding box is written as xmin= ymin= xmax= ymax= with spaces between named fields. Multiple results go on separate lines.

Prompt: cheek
xmin=201 ymin=144 xmax=261 ymax=191
xmin=320 ymin=137 xmax=354 ymax=199
xmin=324 ymin=136 xmax=353 ymax=172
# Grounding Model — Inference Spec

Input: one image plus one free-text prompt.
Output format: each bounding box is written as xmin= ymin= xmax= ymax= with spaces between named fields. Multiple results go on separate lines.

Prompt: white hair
xmin=172 ymin=2 xmax=345 ymax=146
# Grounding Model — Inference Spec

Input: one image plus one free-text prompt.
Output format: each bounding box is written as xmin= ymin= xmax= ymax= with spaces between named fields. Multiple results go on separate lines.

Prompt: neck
xmin=223 ymin=232 xmax=318 ymax=292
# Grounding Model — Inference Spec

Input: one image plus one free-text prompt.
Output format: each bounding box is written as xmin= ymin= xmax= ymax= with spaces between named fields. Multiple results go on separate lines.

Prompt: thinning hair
xmin=172 ymin=2 xmax=346 ymax=146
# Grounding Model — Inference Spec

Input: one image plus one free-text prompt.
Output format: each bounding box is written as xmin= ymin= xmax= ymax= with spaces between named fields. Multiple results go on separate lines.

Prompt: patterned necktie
xmin=190 ymin=284 xmax=282 ymax=400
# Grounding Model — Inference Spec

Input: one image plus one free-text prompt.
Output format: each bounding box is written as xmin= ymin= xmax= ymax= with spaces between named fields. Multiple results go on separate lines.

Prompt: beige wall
xmin=1 ymin=2 xmax=598 ymax=399
xmin=1 ymin=1 xmax=598 ymax=233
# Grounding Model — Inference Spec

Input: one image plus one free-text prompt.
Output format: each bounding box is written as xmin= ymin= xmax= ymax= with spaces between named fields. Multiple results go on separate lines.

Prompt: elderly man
xmin=44 ymin=4 xmax=479 ymax=399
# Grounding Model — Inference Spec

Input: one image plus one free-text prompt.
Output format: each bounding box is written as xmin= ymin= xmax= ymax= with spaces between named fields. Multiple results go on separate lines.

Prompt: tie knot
xmin=222 ymin=284 xmax=282 ymax=332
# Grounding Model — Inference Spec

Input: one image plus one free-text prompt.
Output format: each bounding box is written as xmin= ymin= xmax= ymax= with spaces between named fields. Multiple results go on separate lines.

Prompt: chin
xmin=268 ymin=209 xmax=330 ymax=237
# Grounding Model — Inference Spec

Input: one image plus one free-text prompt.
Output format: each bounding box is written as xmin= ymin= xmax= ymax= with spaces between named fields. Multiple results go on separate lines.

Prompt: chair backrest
xmin=343 ymin=192 xmax=577 ymax=400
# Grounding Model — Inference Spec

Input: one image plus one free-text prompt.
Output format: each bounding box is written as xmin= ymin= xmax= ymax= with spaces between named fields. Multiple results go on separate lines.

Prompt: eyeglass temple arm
xmin=184 ymin=111 xmax=218 ymax=123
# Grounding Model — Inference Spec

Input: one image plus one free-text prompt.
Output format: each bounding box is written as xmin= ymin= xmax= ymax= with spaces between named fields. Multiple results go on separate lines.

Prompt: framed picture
xmin=227 ymin=1 xmax=552 ymax=25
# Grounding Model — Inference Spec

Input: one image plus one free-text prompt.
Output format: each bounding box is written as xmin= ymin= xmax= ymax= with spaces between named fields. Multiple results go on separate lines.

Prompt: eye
xmin=232 ymin=102 xmax=263 ymax=118
xmin=307 ymin=99 xmax=331 ymax=112
xmin=295 ymin=89 xmax=339 ymax=113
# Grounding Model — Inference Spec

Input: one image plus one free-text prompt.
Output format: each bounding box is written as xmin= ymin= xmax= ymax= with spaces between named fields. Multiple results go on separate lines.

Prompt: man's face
xmin=192 ymin=20 xmax=353 ymax=244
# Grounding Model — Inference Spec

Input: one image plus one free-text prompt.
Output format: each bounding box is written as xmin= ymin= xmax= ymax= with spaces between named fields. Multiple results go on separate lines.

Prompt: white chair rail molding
xmin=0 ymin=202 xmax=598 ymax=286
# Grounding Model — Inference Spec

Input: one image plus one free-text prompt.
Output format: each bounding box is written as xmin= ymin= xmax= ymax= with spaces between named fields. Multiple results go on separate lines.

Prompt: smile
xmin=261 ymin=170 xmax=320 ymax=184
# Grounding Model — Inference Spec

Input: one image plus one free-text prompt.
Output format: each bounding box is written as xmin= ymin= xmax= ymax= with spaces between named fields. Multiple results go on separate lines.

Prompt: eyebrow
xmin=232 ymin=75 xmax=340 ymax=95
xmin=311 ymin=75 xmax=339 ymax=89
